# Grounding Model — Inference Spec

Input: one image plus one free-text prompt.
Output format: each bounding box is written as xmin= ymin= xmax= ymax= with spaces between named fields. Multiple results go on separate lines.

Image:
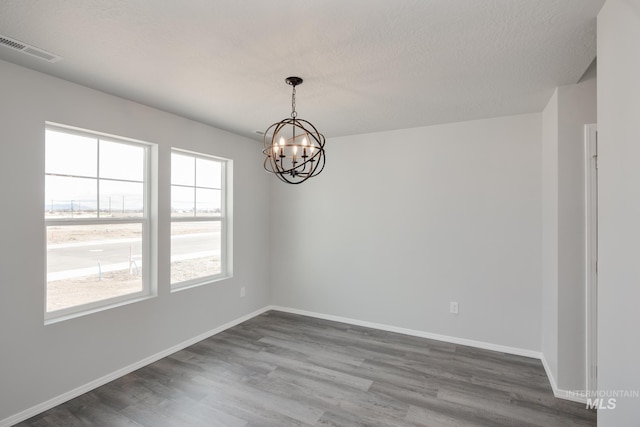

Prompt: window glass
xmin=46 ymin=223 xmax=143 ymax=312
xmin=170 ymin=221 xmax=221 ymax=284
xmin=99 ymin=180 xmax=144 ymax=218
xmin=45 ymin=125 xmax=152 ymax=320
xmin=45 ymin=129 xmax=96 ymax=176
xmin=171 ymin=149 xmax=228 ymax=289
xmin=196 ymin=157 xmax=221 ymax=188
xmin=99 ymin=140 xmax=144 ymax=181
xmin=171 ymin=185 xmax=195 ymax=217
xmin=195 ymin=188 xmax=220 ymax=215
xmin=45 ymin=175 xmax=97 ymax=219
xmin=171 ymin=153 xmax=195 ymax=186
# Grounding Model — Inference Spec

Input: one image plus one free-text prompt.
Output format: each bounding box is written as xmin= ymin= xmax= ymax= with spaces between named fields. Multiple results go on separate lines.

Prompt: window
xmin=45 ymin=124 xmax=154 ymax=320
xmin=171 ymin=149 xmax=230 ymax=289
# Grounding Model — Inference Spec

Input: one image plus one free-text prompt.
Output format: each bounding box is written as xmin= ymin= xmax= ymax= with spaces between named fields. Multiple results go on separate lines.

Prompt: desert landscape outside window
xmin=44 ymin=124 xmax=153 ymax=319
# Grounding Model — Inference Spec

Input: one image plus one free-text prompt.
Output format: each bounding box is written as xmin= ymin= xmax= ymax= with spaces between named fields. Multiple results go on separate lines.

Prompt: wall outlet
xmin=240 ymin=287 xmax=246 ymax=298
xmin=450 ymin=301 xmax=459 ymax=314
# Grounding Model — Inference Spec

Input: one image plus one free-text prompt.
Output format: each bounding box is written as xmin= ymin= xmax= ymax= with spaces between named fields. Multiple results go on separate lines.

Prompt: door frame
xmin=584 ymin=123 xmax=598 ymax=396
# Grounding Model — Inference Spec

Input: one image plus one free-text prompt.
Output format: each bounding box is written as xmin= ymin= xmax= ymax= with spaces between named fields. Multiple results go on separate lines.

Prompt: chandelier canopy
xmin=263 ymin=77 xmax=326 ymax=184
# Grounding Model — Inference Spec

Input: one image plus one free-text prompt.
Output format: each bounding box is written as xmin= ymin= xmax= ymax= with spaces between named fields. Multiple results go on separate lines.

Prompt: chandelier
xmin=263 ymin=77 xmax=326 ymax=184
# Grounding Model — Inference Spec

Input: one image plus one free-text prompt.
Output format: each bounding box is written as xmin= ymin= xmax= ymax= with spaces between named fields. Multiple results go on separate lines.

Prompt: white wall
xmin=542 ymin=89 xmax=559 ymax=383
xmin=270 ymin=114 xmax=543 ymax=352
xmin=597 ymin=0 xmax=640 ymax=425
xmin=541 ymin=73 xmax=597 ymax=394
xmin=0 ymin=60 xmax=271 ymax=423
xmin=557 ymin=75 xmax=597 ymax=391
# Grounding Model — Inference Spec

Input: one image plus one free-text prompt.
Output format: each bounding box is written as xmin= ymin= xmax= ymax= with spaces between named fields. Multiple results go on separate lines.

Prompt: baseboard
xmin=268 ymin=305 xmax=542 ymax=359
xmin=0 ymin=306 xmax=271 ymax=427
xmin=540 ymin=354 xmax=587 ymax=404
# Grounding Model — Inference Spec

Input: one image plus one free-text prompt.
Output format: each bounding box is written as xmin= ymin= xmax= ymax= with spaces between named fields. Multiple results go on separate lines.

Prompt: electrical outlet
xmin=240 ymin=287 xmax=246 ymax=298
xmin=450 ymin=301 xmax=459 ymax=315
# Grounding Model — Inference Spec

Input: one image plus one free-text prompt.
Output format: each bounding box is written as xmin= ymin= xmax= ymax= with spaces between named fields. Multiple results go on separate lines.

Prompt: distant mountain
xmin=45 ymin=200 xmax=143 ymax=213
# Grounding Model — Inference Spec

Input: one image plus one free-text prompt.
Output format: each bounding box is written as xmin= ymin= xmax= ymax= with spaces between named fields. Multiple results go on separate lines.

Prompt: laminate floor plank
xmin=15 ymin=311 xmax=596 ymax=426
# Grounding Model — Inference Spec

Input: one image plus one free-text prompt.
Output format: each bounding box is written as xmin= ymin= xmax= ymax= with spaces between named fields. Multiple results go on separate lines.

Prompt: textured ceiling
xmin=0 ymin=0 xmax=604 ymax=140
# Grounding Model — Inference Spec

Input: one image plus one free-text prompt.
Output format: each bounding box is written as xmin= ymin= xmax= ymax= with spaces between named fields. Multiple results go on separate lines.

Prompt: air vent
xmin=0 ymin=35 xmax=61 ymax=63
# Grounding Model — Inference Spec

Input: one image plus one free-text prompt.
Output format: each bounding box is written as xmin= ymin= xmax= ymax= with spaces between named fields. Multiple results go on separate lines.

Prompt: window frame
xmin=170 ymin=148 xmax=231 ymax=291
xmin=44 ymin=123 xmax=155 ymax=323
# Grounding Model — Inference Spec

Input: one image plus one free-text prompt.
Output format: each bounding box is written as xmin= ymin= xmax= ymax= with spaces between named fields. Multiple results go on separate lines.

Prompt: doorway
xmin=585 ymin=123 xmax=597 ymax=396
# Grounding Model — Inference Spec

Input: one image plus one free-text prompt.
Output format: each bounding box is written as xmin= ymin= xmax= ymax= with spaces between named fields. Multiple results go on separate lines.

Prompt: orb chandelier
xmin=263 ymin=77 xmax=326 ymax=184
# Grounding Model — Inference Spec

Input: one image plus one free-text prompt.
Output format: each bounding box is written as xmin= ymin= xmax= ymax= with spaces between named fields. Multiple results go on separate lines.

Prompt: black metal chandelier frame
xmin=263 ymin=77 xmax=326 ymax=184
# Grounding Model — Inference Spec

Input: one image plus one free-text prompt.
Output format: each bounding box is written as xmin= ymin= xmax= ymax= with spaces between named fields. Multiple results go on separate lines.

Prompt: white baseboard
xmin=0 ymin=306 xmax=271 ymax=427
xmin=268 ymin=305 xmax=542 ymax=359
xmin=540 ymin=354 xmax=587 ymax=404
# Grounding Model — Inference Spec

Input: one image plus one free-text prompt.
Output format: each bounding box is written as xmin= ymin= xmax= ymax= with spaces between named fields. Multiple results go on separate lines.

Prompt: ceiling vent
xmin=0 ymin=35 xmax=61 ymax=63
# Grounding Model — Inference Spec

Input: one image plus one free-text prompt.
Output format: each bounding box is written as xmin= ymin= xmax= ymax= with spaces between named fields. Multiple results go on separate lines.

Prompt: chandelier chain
xmin=291 ymin=86 xmax=297 ymax=118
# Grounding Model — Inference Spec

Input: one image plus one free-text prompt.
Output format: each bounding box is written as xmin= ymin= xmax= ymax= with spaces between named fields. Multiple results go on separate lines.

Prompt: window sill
xmin=170 ymin=273 xmax=232 ymax=293
xmin=44 ymin=294 xmax=156 ymax=325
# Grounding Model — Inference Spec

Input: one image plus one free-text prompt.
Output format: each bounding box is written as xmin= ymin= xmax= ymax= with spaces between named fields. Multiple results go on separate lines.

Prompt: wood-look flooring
xmin=16 ymin=311 xmax=596 ymax=426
